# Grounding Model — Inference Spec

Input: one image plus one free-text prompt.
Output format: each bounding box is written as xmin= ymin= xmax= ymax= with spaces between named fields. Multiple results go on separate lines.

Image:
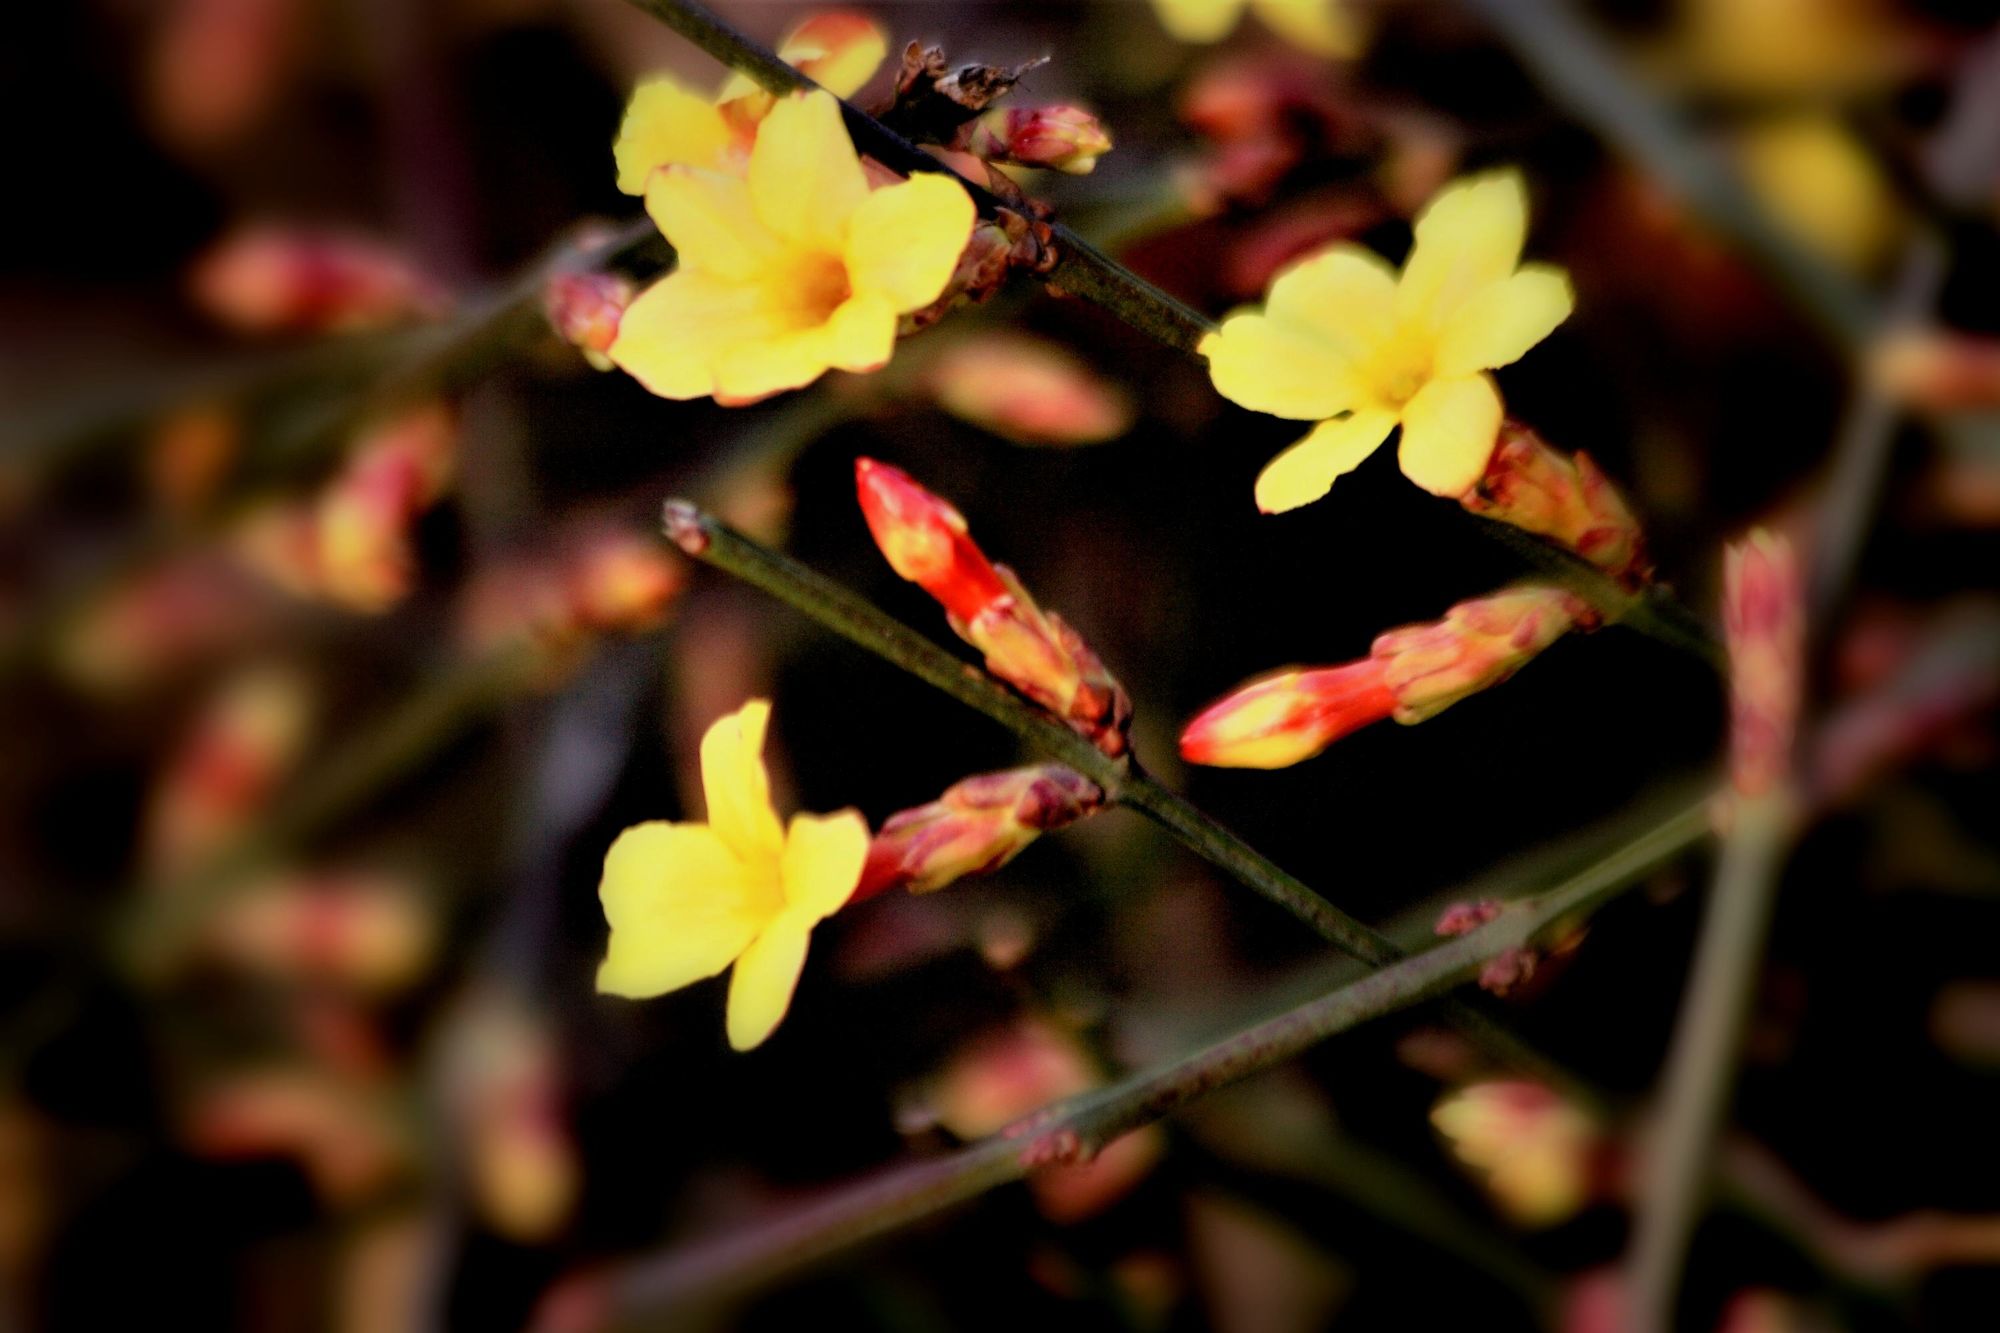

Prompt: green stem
xmin=617 ymin=0 xmax=1215 ymax=355
xmin=567 ymin=808 xmax=1705 ymax=1328
xmin=1625 ymin=793 xmax=1796 ymax=1333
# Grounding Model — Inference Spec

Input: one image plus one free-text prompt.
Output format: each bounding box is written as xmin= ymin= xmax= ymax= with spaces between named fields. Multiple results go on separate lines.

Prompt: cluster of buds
xmin=960 ymin=105 xmax=1113 ymax=175
xmin=542 ymin=269 xmax=636 ymax=371
xmin=1182 ymin=585 xmax=1591 ymax=768
xmin=858 ymin=764 xmax=1105 ymax=897
xmin=201 ymin=868 xmax=436 ymax=994
xmin=1723 ymin=530 xmax=1804 ymax=797
xmin=855 ymin=458 xmax=1132 ymax=757
xmin=458 ymin=525 xmax=684 ymax=683
xmin=1430 ymin=1081 xmax=1600 ymax=1228
xmin=232 ymin=401 xmax=459 ymax=614
xmin=189 ymin=225 xmax=448 ymax=335
xmin=144 ymin=664 xmax=314 ymax=880
xmin=1459 ymin=422 xmax=1653 ymax=588
xmin=922 ymin=332 xmax=1135 ymax=447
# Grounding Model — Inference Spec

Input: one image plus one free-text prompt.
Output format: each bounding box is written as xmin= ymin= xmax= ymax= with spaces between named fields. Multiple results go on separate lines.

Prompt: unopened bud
xmin=205 ymin=868 xmax=435 ymax=992
xmin=859 ymin=764 xmax=1104 ymax=897
xmin=1871 ymin=330 xmax=2000 ymax=411
xmin=857 ymin=459 xmax=1132 ymax=756
xmin=190 ymin=226 xmax=447 ymax=335
xmin=1374 ymin=586 xmax=1591 ymax=724
xmin=146 ymin=664 xmax=314 ymax=878
xmin=1179 ymin=660 xmax=1396 ymax=769
xmin=458 ymin=525 xmax=683 ymax=682
xmin=1723 ymin=530 xmax=1804 ymax=796
xmin=1459 ymin=422 xmax=1652 ymax=587
xmin=315 ymin=404 xmax=457 ymax=612
xmin=925 ymin=333 xmax=1134 ymax=447
xmin=963 ymin=105 xmax=1113 ymax=175
xmin=543 ymin=270 xmax=636 ymax=370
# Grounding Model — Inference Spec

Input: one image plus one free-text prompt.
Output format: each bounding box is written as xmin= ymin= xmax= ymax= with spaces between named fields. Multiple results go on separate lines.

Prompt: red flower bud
xmin=857 ymin=764 xmax=1104 ymax=897
xmin=962 ymin=105 xmax=1113 ymax=175
xmin=855 ymin=456 xmax=1009 ymax=622
xmin=1179 ymin=661 xmax=1396 ymax=768
xmin=1459 ymin=422 xmax=1652 ymax=588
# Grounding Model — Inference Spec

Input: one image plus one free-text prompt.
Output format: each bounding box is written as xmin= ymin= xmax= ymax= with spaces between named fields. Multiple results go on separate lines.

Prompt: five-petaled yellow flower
xmin=1203 ymin=169 xmax=1574 ymax=512
xmin=596 ymin=699 xmax=869 ymax=1051
xmin=1149 ymin=0 xmax=1360 ymax=59
xmin=608 ymin=90 xmax=976 ymax=405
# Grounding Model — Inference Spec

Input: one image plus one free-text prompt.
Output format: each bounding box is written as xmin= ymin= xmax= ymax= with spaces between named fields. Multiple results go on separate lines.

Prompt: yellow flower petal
xmin=700 ymin=699 xmax=786 ymax=865
xmin=595 ymin=821 xmax=767 ymax=998
xmin=1396 ymin=169 xmax=1528 ymax=329
xmin=613 ymin=78 xmax=735 ymax=194
xmin=1151 ymin=0 xmax=1250 ymax=43
xmin=725 ymin=915 xmax=814 ymax=1050
xmin=844 ymin=173 xmax=975 ymax=312
xmin=1254 ymin=408 xmax=1398 ymax=513
xmin=1265 ymin=244 xmax=1400 ymax=364
xmin=749 ymin=91 xmax=869 ymax=252
xmin=608 ymin=269 xmax=792 ymax=400
xmin=819 ymin=293 xmax=897 ymax=372
xmin=1396 ymin=374 xmax=1503 ymax=497
xmin=780 ymin=809 xmax=870 ymax=919
xmin=1434 ymin=264 xmax=1573 ymax=378
xmin=1251 ymin=0 xmax=1362 ymax=58
xmin=645 ymin=169 xmax=781 ymax=282
xmin=1205 ymin=312 xmax=1369 ymax=421
xmin=713 ymin=326 xmax=838 ymax=403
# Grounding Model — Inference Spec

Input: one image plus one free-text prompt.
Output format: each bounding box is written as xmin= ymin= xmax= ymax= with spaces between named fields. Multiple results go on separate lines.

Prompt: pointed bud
xmin=1459 ymin=422 xmax=1652 ymax=587
xmin=963 ymin=105 xmax=1114 ymax=175
xmin=543 ymin=270 xmax=636 ymax=370
xmin=190 ymin=226 xmax=448 ymax=335
xmin=1723 ymin=530 xmax=1804 ymax=796
xmin=1373 ymin=586 xmax=1591 ymax=723
xmin=858 ymin=764 xmax=1104 ymax=897
xmin=856 ymin=459 xmax=1133 ymax=756
xmin=145 ymin=664 xmax=314 ymax=879
xmin=924 ymin=333 xmax=1135 ymax=447
xmin=1179 ymin=661 xmax=1396 ymax=768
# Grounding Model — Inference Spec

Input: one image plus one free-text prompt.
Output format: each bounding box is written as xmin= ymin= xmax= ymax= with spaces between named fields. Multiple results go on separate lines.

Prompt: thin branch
xmin=1456 ymin=0 xmax=1876 ymax=348
xmin=617 ymin=0 xmax=1214 ymax=355
xmin=560 ymin=802 xmax=1708 ymax=1328
xmin=1625 ymin=794 xmax=1795 ymax=1333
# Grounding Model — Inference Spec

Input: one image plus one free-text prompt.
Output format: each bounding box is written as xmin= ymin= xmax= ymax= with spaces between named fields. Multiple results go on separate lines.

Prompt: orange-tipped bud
xmin=1373 ymin=586 xmax=1590 ymax=724
xmin=924 ymin=333 xmax=1135 ymax=447
xmin=858 ymin=764 xmax=1104 ymax=897
xmin=1459 ymin=422 xmax=1652 ymax=588
xmin=1723 ymin=530 xmax=1804 ymax=796
xmin=190 ymin=226 xmax=448 ymax=335
xmin=1179 ymin=661 xmax=1396 ymax=769
xmin=145 ymin=664 xmax=314 ymax=879
xmin=855 ymin=456 xmax=1009 ymax=621
xmin=963 ymin=105 xmax=1114 ymax=175
xmin=1871 ymin=329 xmax=2000 ymax=411
xmin=543 ymin=270 xmax=635 ymax=369
xmin=856 ymin=458 xmax=1133 ymax=756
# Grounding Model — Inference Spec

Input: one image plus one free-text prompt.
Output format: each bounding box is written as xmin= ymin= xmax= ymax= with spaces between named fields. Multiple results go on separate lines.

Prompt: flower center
xmin=1365 ymin=327 xmax=1435 ymax=408
xmin=794 ymin=252 xmax=854 ymax=326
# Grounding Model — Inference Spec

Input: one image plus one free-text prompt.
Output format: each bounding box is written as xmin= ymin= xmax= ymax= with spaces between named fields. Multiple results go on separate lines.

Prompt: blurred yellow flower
xmin=596 ymin=699 xmax=869 ymax=1051
xmin=1150 ymin=0 xmax=1360 ymax=59
xmin=1203 ymin=169 xmax=1573 ymax=511
xmin=613 ymin=11 xmax=887 ymax=193
xmin=1734 ymin=115 xmax=1899 ymax=273
xmin=1431 ymin=1080 xmax=1596 ymax=1227
xmin=610 ymin=90 xmax=975 ymax=405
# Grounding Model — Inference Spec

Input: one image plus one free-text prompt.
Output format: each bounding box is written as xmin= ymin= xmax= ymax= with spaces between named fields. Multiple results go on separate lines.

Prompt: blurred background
xmin=4 ymin=0 xmax=2000 ymax=1328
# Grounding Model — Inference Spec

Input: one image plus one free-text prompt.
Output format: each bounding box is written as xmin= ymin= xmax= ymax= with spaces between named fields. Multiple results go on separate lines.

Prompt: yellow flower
xmin=612 ymin=11 xmax=887 ymax=194
xmin=1150 ymin=0 xmax=1361 ymax=58
xmin=595 ymin=699 xmax=869 ymax=1051
xmin=1203 ymin=169 xmax=1573 ymax=511
xmin=609 ymin=90 xmax=976 ymax=405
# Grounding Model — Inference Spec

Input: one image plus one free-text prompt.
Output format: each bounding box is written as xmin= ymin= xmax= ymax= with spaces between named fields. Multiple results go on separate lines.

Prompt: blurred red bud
xmin=190 ymin=226 xmax=448 ymax=335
